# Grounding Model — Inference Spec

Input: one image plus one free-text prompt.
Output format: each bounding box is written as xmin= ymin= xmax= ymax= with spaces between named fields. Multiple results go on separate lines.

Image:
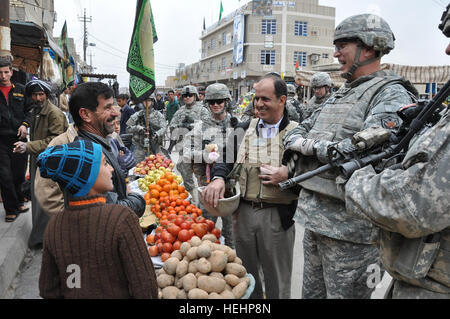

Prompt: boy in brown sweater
xmin=37 ymin=140 xmax=158 ymax=299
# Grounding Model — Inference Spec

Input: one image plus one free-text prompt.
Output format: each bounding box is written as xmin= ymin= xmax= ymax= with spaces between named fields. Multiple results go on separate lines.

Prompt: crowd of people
xmin=0 ymin=9 xmax=448 ymax=299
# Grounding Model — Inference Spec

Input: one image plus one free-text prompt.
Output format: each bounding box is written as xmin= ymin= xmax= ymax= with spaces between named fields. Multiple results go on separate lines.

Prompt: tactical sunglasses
xmin=183 ymin=93 xmax=195 ymax=98
xmin=208 ymin=99 xmax=226 ymax=105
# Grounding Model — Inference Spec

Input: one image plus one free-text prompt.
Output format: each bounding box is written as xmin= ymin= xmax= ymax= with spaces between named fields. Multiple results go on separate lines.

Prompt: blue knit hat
xmin=37 ymin=140 xmax=103 ymax=198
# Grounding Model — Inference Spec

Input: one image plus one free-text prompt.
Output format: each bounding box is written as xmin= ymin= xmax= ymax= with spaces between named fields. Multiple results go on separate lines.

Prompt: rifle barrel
xmin=279 ymin=163 xmax=333 ymax=190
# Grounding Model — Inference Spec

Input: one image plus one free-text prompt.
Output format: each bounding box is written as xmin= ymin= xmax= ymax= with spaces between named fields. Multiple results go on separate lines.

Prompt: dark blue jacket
xmin=119 ymin=104 xmax=135 ymax=135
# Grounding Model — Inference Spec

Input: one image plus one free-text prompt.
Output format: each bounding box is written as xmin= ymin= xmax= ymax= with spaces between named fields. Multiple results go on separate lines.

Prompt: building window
xmin=294 ymin=51 xmax=307 ymax=67
xmin=261 ymin=50 xmax=275 ymax=65
xmin=211 ymin=38 xmax=216 ymax=50
xmin=295 ymin=21 xmax=308 ymax=37
xmin=221 ymin=57 xmax=226 ymax=70
xmin=262 ymin=19 xmax=276 ymax=35
xmin=322 ymin=53 xmax=329 ymax=59
xmin=210 ymin=60 xmax=214 ymax=72
xmin=222 ymin=32 xmax=227 ymax=46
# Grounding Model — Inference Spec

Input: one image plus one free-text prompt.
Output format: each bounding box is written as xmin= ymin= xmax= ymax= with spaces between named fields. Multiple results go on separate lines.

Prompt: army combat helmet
xmin=287 ymin=83 xmax=296 ymax=96
xmin=310 ymin=72 xmax=333 ymax=89
xmin=205 ymin=83 xmax=232 ymax=101
xmin=439 ymin=4 xmax=450 ymax=37
xmin=205 ymin=83 xmax=231 ymax=116
xmin=181 ymin=85 xmax=199 ymax=99
xmin=334 ymin=14 xmax=395 ymax=80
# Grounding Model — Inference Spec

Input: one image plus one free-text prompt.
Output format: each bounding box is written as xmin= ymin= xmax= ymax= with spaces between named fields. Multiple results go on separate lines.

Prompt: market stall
xmin=128 ymin=152 xmax=255 ymax=299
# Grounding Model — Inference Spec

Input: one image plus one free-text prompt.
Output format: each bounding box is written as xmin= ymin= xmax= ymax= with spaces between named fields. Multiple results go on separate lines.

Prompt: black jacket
xmin=211 ymin=108 xmax=298 ymax=230
xmin=0 ymin=83 xmax=32 ymax=137
xmin=76 ymin=129 xmax=146 ymax=217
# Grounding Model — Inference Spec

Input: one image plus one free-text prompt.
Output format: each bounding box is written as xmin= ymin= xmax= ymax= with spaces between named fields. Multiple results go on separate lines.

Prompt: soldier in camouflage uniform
xmin=126 ymin=94 xmax=166 ymax=162
xmin=169 ymin=85 xmax=210 ymax=194
xmin=285 ymin=83 xmax=302 ymax=123
xmin=344 ymin=6 xmax=450 ymax=299
xmin=182 ymin=83 xmax=237 ymax=247
xmin=301 ymin=72 xmax=333 ymax=120
xmin=283 ymin=14 xmax=418 ymax=299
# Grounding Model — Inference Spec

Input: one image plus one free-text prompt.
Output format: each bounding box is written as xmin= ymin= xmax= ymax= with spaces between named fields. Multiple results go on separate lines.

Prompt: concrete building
xmin=9 ymin=0 xmax=56 ymax=31
xmin=173 ymin=0 xmax=335 ymax=100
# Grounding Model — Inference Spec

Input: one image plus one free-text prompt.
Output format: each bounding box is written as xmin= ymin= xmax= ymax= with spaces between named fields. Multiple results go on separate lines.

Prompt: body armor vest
xmin=235 ymin=118 xmax=298 ymax=204
xmin=299 ymin=74 xmax=416 ymax=200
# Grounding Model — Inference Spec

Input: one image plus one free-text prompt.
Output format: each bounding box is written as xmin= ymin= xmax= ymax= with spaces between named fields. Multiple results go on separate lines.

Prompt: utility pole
xmin=0 ymin=0 xmax=12 ymax=60
xmin=89 ymin=51 xmax=94 ymax=69
xmin=78 ymin=8 xmax=92 ymax=63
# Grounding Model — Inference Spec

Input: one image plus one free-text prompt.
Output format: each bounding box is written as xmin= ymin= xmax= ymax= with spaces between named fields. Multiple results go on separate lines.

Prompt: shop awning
xmin=10 ymin=20 xmax=64 ymax=58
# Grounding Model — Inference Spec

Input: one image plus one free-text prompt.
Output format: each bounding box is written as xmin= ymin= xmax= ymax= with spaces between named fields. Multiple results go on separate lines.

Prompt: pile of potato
xmin=157 ymin=234 xmax=251 ymax=299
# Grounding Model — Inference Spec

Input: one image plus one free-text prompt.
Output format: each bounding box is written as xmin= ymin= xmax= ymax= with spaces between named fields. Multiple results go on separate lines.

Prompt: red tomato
xmin=195 ymin=216 xmax=206 ymax=224
xmin=193 ymin=223 xmax=208 ymax=238
xmin=161 ymin=230 xmax=176 ymax=243
xmin=162 ymin=242 xmax=173 ymax=253
xmin=160 ymin=220 xmax=169 ymax=228
xmin=211 ymin=228 xmax=221 ymax=239
xmin=168 ymin=224 xmax=181 ymax=237
xmin=161 ymin=252 xmax=171 ymax=262
xmin=148 ymin=246 xmax=159 ymax=257
xmin=155 ymin=226 xmax=163 ymax=240
xmin=188 ymin=229 xmax=195 ymax=237
xmin=205 ymin=219 xmax=215 ymax=232
xmin=178 ymin=229 xmax=191 ymax=242
xmin=180 ymin=222 xmax=190 ymax=230
xmin=146 ymin=234 xmax=156 ymax=245
xmin=168 ymin=213 xmax=177 ymax=222
xmin=173 ymin=240 xmax=182 ymax=251
xmin=156 ymin=242 xmax=163 ymax=253
xmin=175 ymin=216 xmax=184 ymax=226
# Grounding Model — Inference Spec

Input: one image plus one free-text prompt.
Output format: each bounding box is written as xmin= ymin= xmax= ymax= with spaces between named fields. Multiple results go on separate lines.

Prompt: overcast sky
xmin=53 ymin=0 xmax=449 ymax=88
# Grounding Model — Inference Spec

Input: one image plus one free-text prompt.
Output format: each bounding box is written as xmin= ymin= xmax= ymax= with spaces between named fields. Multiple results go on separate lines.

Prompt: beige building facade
xmin=173 ymin=0 xmax=335 ymax=100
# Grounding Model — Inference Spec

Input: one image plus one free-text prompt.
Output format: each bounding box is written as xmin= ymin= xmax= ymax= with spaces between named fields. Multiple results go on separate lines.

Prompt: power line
xmin=87 ymin=32 xmax=128 ymax=55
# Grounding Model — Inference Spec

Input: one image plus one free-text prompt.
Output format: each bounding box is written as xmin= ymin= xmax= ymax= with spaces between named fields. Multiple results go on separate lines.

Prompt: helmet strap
xmin=341 ymin=42 xmax=382 ymax=80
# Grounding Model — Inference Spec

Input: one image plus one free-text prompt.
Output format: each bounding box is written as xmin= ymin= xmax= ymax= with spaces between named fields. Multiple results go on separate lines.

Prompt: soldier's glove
xmin=285 ymin=137 xmax=318 ymax=156
xmin=230 ymin=117 xmax=239 ymax=128
xmin=282 ymin=150 xmax=299 ymax=178
xmin=118 ymin=146 xmax=137 ymax=172
xmin=136 ymin=125 xmax=146 ymax=133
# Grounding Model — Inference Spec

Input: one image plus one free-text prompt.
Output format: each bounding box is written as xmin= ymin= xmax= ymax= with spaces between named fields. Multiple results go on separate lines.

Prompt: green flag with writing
xmin=127 ymin=0 xmax=158 ymax=102
xmin=58 ymin=21 xmax=74 ymax=87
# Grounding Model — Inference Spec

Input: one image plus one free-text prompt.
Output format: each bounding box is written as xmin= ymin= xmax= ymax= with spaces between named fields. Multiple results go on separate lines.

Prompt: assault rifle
xmin=279 ymin=79 xmax=450 ymax=191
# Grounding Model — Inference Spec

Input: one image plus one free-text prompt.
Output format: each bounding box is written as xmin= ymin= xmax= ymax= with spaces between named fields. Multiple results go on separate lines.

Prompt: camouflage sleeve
xmin=315 ymin=84 xmax=414 ymax=163
xmin=363 ymin=83 xmax=413 ymax=131
xmin=126 ymin=112 xmax=143 ymax=134
xmin=154 ymin=112 xmax=167 ymax=138
xmin=169 ymin=108 xmax=183 ymax=131
xmin=344 ymin=129 xmax=450 ymax=237
xmin=282 ymin=107 xmax=321 ymax=148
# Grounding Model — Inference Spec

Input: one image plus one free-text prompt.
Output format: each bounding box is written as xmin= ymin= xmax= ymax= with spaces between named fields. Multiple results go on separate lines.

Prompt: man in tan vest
xmin=201 ymin=73 xmax=298 ymax=299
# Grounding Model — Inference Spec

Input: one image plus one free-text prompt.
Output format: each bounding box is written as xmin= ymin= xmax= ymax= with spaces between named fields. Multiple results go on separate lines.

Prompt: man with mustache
xmin=282 ymin=14 xmax=419 ymax=299
xmin=13 ymin=79 xmax=68 ymax=246
xmin=202 ymin=74 xmax=299 ymax=299
xmin=34 ymin=82 xmax=146 ymax=218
